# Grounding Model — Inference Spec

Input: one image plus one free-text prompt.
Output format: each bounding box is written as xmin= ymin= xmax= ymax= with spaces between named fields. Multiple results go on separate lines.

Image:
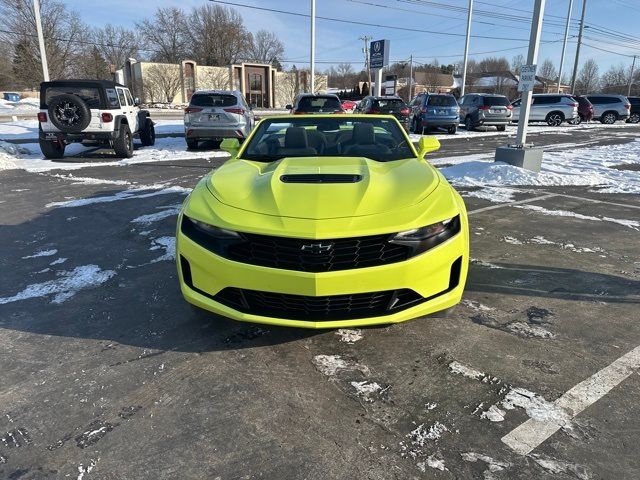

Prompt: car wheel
xmin=569 ymin=114 xmax=582 ymax=125
xmin=496 ymin=125 xmax=506 ymax=132
xmin=39 ymin=138 xmax=65 ymax=159
xmin=447 ymin=125 xmax=457 ymax=134
xmin=186 ymin=138 xmax=199 ymax=149
xmin=627 ymin=113 xmax=640 ymax=123
xmin=545 ymin=111 xmax=564 ymax=126
xmin=601 ymin=111 xmax=618 ymax=124
xmin=47 ymin=94 xmax=91 ymax=133
xmin=465 ymin=116 xmax=473 ymax=131
xmin=113 ymin=124 xmax=134 ymax=158
xmin=140 ymin=119 xmax=155 ymax=146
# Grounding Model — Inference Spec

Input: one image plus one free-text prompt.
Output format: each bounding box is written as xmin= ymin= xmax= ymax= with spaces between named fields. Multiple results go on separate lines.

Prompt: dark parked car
xmin=286 ymin=93 xmax=344 ymax=114
xmin=568 ymin=95 xmax=594 ymax=124
xmin=627 ymin=96 xmax=640 ymax=123
xmin=458 ymin=93 xmax=512 ymax=131
xmin=356 ymin=95 xmax=410 ymax=130
xmin=408 ymin=93 xmax=459 ymax=134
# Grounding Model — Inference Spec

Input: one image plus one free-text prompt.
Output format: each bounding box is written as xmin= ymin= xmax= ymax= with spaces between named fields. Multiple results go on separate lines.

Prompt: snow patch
xmin=335 ymin=328 xmax=363 ymax=344
xmin=482 ymin=387 xmax=571 ymax=427
xmin=77 ymin=458 xmax=99 ymax=480
xmin=531 ymin=455 xmax=591 ymax=480
xmin=49 ymin=257 xmax=67 ymax=266
xmin=0 ymin=265 xmax=115 ymax=305
xmin=460 ymin=299 xmax=495 ymax=312
xmin=465 ymin=186 xmax=519 ymax=203
xmin=515 ymin=205 xmax=639 ymax=230
xmin=502 ymin=235 xmax=523 ymax=245
xmin=417 ymin=455 xmax=447 ymax=472
xmin=312 ymin=355 xmax=370 ymax=376
xmin=449 ymin=361 xmax=484 ymax=380
xmin=22 ymin=249 xmax=57 ymax=259
xmin=47 ymin=186 xmax=190 ymax=209
xmin=350 ymin=380 xmax=382 ymax=401
xmin=131 ymin=204 xmax=182 ymax=224
xmin=149 ymin=236 xmax=176 ymax=263
xmin=408 ymin=421 xmax=449 ymax=446
xmin=506 ymin=321 xmax=555 ymax=338
xmin=471 ymin=258 xmax=504 ymax=269
xmin=461 ymin=452 xmax=510 ymax=474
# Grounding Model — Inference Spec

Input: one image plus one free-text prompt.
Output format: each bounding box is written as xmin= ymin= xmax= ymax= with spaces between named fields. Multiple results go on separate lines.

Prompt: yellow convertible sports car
xmin=176 ymin=115 xmax=469 ymax=328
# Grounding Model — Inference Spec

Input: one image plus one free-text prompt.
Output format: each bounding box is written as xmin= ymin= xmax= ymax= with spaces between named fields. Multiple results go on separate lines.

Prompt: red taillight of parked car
xmin=37 ymin=112 xmax=47 ymax=122
xmin=507 ymin=105 xmax=513 ymax=110
xmin=101 ymin=112 xmax=113 ymax=122
xmin=223 ymin=107 xmax=245 ymax=115
xmin=184 ymin=106 xmax=203 ymax=113
xmin=400 ymin=107 xmax=410 ymax=116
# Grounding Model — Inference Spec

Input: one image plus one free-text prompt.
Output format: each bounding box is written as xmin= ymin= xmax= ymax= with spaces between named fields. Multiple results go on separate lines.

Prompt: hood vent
xmin=280 ymin=174 xmax=363 ymax=184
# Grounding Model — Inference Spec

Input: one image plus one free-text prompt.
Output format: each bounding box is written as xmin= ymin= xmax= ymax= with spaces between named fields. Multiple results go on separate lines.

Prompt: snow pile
xmin=515 ymin=205 xmax=639 ymax=230
xmin=442 ymin=139 xmax=640 ymax=194
xmin=350 ymin=380 xmax=382 ymax=402
xmin=408 ymin=421 xmax=449 ymax=446
xmin=417 ymin=455 xmax=447 ymax=472
xmin=149 ymin=236 xmax=176 ymax=263
xmin=312 ymin=354 xmax=370 ymax=376
xmin=481 ymin=387 xmax=571 ymax=426
xmin=335 ymin=328 xmax=363 ymax=343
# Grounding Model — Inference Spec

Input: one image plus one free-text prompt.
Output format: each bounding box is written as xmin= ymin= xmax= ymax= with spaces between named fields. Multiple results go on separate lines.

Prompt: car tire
xmin=545 ymin=111 xmax=564 ymax=126
xmin=113 ymin=124 xmax=134 ymax=158
xmin=600 ymin=111 xmax=618 ymax=124
xmin=568 ymin=114 xmax=583 ymax=125
xmin=496 ymin=125 xmax=506 ymax=131
xmin=47 ymin=94 xmax=92 ymax=133
xmin=39 ymin=138 xmax=65 ymax=159
xmin=447 ymin=125 xmax=457 ymax=134
xmin=627 ymin=112 xmax=640 ymax=123
xmin=139 ymin=119 xmax=155 ymax=146
xmin=186 ymin=138 xmax=199 ymax=150
xmin=465 ymin=116 xmax=474 ymax=131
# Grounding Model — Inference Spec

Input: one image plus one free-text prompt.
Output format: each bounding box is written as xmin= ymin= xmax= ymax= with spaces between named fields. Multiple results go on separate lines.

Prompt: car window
xmin=190 ymin=94 xmax=237 ymax=107
xmin=373 ymin=98 xmax=405 ymax=110
xmin=426 ymin=95 xmax=457 ymax=106
xmin=483 ymin=96 xmax=510 ymax=107
xmin=45 ymin=86 xmax=102 ymax=109
xmin=587 ymin=96 xmax=604 ymax=104
xmin=297 ymin=96 xmax=342 ymax=112
xmin=241 ymin=117 xmax=415 ymax=162
xmin=105 ymin=88 xmax=120 ymax=108
xmin=116 ymin=88 xmax=127 ymax=107
xmin=125 ymin=89 xmax=135 ymax=106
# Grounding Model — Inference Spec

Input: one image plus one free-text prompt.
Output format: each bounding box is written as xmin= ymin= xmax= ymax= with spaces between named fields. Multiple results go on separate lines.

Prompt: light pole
xmin=310 ymin=0 xmax=316 ymax=93
xmin=628 ymin=55 xmax=636 ymax=97
xmin=460 ymin=0 xmax=473 ymax=96
xmin=33 ymin=0 xmax=49 ymax=81
xmin=570 ymin=0 xmax=587 ymax=94
xmin=557 ymin=0 xmax=573 ymax=93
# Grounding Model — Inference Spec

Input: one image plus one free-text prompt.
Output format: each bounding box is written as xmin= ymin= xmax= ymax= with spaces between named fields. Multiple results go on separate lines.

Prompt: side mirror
xmin=134 ymin=97 xmax=140 ymax=106
xmin=285 ymin=104 xmax=292 ymax=110
xmin=220 ymin=138 xmax=240 ymax=156
xmin=417 ymin=136 xmax=440 ymax=158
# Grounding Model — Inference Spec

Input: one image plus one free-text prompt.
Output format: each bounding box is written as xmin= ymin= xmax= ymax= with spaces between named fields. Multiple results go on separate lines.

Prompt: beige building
xmin=118 ymin=60 xmax=327 ymax=108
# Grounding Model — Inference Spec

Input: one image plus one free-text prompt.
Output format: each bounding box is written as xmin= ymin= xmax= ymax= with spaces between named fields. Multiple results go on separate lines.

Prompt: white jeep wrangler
xmin=38 ymin=80 xmax=155 ymax=159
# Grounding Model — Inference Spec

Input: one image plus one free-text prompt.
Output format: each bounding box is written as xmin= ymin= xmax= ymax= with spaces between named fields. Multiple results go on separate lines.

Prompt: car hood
xmin=207 ymin=156 xmax=439 ymax=219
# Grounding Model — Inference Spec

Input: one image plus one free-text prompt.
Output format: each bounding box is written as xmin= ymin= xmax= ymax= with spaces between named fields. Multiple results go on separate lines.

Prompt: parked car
xmin=568 ymin=95 xmax=594 ymax=124
xmin=458 ymin=93 xmax=512 ymax=131
xmin=583 ymin=94 xmax=631 ymax=124
xmin=626 ymin=96 xmax=640 ymax=123
xmin=356 ymin=95 xmax=410 ymax=130
xmin=286 ymin=93 xmax=344 ymax=114
xmin=408 ymin=93 xmax=459 ymax=134
xmin=3 ymin=92 xmax=20 ymax=102
xmin=341 ymin=100 xmax=358 ymax=113
xmin=510 ymin=94 xmax=578 ymax=126
xmin=37 ymin=79 xmax=154 ymax=159
xmin=184 ymin=90 xmax=255 ymax=149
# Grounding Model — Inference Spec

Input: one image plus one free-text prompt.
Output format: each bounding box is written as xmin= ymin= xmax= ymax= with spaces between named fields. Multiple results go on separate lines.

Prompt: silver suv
xmin=511 ymin=94 xmax=578 ymax=126
xmin=583 ymin=94 xmax=631 ymax=124
xmin=184 ymin=90 xmax=255 ymax=149
xmin=458 ymin=93 xmax=512 ymax=131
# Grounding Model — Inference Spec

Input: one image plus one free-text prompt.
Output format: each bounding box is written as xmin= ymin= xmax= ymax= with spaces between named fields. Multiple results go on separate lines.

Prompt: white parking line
xmin=502 ymin=344 xmax=640 ymax=455
xmin=467 ymin=194 xmax=557 ymax=215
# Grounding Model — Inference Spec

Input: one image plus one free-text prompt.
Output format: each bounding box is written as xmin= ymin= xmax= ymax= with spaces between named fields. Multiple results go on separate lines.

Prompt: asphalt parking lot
xmin=1 ymin=127 xmax=639 ymax=479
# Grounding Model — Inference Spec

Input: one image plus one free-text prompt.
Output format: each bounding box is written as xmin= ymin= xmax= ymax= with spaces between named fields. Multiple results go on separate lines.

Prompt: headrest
xmin=317 ymin=119 xmax=340 ymax=132
xmin=352 ymin=123 xmax=375 ymax=145
xmin=285 ymin=127 xmax=308 ymax=148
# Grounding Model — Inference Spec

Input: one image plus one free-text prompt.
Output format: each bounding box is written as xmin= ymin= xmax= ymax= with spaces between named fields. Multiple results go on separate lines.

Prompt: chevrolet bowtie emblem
xmin=301 ymin=243 xmax=334 ymax=254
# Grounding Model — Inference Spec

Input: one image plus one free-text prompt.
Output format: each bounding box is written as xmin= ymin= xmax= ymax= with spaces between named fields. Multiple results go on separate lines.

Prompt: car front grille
xmin=226 ymin=232 xmax=411 ymax=272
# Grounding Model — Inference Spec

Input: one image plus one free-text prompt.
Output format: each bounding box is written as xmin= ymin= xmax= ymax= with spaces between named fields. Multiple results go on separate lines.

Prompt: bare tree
xmin=137 ymin=7 xmax=188 ymax=64
xmin=247 ymin=30 xmax=284 ymax=66
xmin=94 ymin=24 xmax=139 ymax=69
xmin=144 ymin=64 xmax=182 ymax=103
xmin=186 ymin=5 xmax=251 ymax=66
xmin=511 ymin=54 xmax=525 ymax=74
xmin=335 ymin=63 xmax=355 ymax=89
xmin=538 ymin=58 xmax=557 ymax=80
xmin=198 ymin=68 xmax=230 ymax=90
xmin=600 ymin=63 xmax=631 ymax=94
xmin=75 ymin=46 xmax=111 ymax=80
xmin=575 ymin=58 xmax=600 ymax=94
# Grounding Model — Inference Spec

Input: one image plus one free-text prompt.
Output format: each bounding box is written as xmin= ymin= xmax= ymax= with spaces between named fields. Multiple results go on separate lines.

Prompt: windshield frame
xmin=237 ymin=115 xmax=419 ymax=163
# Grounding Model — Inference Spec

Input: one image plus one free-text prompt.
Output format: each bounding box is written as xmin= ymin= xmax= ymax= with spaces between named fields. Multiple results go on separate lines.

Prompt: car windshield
xmin=427 ymin=95 xmax=457 ymax=106
xmin=373 ymin=98 xmax=406 ymax=110
xmin=483 ymin=96 xmax=510 ymax=107
xmin=190 ymin=94 xmax=236 ymax=107
xmin=241 ymin=117 xmax=415 ymax=162
xmin=297 ymin=96 xmax=342 ymax=112
xmin=44 ymin=86 xmax=101 ymax=109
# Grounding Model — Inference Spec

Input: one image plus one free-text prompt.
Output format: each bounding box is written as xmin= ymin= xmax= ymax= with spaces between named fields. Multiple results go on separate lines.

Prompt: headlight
xmin=390 ymin=216 xmax=460 ymax=256
xmin=181 ymin=216 xmax=243 ymax=256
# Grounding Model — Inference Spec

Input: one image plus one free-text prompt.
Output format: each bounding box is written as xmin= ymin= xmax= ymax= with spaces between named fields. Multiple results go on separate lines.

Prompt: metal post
xmin=628 ymin=55 xmax=636 ymax=97
xmin=408 ymin=54 xmax=414 ymax=101
xmin=570 ymin=0 xmax=587 ymax=94
xmin=310 ymin=0 xmax=316 ymax=93
xmin=360 ymin=36 xmax=371 ymax=95
xmin=374 ymin=68 xmax=383 ymax=96
xmin=515 ymin=0 xmax=546 ymax=148
xmin=557 ymin=0 xmax=573 ymax=93
xmin=460 ymin=0 xmax=473 ymax=96
xmin=33 ymin=0 xmax=49 ymax=81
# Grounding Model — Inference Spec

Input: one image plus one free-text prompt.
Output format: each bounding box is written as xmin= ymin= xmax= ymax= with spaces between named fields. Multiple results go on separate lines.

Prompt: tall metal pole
xmin=360 ymin=36 xmax=372 ymax=95
xmin=310 ymin=0 xmax=316 ymax=93
xmin=33 ymin=0 xmax=49 ymax=81
xmin=514 ymin=0 xmax=546 ymax=148
xmin=460 ymin=0 xmax=473 ymax=96
xmin=628 ymin=55 xmax=636 ymax=96
xmin=570 ymin=0 xmax=587 ymax=94
xmin=556 ymin=0 xmax=573 ymax=93
xmin=408 ymin=54 xmax=414 ymax=101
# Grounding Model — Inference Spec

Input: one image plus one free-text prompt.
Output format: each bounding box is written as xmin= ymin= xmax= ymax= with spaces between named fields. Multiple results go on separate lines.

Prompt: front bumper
xmin=176 ymin=218 xmax=469 ymax=329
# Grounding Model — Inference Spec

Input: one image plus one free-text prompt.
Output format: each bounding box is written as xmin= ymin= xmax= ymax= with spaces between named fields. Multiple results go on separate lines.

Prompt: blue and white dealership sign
xmin=369 ymin=39 xmax=390 ymax=69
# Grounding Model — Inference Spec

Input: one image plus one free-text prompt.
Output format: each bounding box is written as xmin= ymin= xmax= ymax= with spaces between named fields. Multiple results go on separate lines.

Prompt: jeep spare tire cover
xmin=48 ymin=94 xmax=92 ymax=133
